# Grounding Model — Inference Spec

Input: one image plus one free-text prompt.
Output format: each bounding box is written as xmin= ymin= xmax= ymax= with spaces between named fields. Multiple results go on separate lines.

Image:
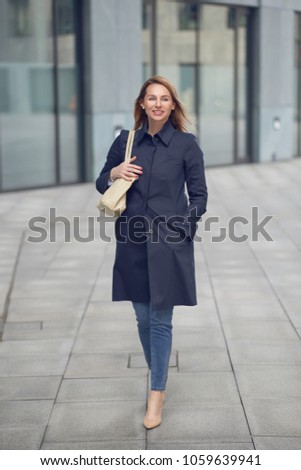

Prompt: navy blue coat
xmin=96 ymin=119 xmax=208 ymax=310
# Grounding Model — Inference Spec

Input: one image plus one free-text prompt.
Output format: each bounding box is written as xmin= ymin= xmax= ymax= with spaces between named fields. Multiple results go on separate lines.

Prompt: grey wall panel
xmin=256 ymin=6 xmax=295 ymax=162
xmin=261 ymin=0 xmax=301 ymax=10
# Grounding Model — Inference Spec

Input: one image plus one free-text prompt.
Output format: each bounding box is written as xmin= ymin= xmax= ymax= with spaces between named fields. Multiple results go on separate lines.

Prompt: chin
xmin=152 ymin=115 xmax=168 ymax=122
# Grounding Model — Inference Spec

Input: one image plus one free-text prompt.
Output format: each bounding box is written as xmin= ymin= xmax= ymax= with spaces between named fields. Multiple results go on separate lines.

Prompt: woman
xmin=96 ymin=76 xmax=207 ymax=430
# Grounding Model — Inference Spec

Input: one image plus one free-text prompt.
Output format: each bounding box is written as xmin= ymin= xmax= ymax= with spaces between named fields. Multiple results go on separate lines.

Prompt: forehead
xmin=145 ymin=83 xmax=172 ymax=97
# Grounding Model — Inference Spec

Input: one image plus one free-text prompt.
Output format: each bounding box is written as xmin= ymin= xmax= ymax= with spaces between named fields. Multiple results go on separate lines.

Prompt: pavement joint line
xmin=201 ymin=245 xmax=256 ymax=450
xmin=176 ymin=350 xmax=179 ymax=372
xmin=145 ymin=369 xmax=150 ymax=449
xmin=0 ymin=229 xmax=26 ymax=342
xmin=127 ymin=353 xmax=131 ymax=368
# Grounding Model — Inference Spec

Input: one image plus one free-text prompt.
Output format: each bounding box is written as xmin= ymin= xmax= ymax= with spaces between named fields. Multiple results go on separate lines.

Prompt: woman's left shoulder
xmin=174 ymin=130 xmax=197 ymax=143
xmin=172 ymin=130 xmax=200 ymax=150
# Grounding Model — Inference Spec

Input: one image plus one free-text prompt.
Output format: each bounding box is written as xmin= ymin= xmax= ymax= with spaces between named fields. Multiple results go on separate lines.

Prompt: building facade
xmin=0 ymin=0 xmax=301 ymax=191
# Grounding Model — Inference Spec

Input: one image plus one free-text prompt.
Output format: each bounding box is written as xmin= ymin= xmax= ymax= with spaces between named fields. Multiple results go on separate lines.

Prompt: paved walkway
xmin=0 ymin=159 xmax=301 ymax=450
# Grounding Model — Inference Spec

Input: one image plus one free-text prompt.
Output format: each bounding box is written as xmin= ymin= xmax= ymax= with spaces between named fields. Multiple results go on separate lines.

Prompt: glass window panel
xmin=143 ymin=62 xmax=151 ymax=82
xmin=237 ymin=8 xmax=249 ymax=161
xmin=199 ymin=5 xmax=235 ymax=165
xmin=142 ymin=0 xmax=151 ymax=78
xmin=294 ymin=13 xmax=301 ymax=157
xmin=8 ymin=0 xmax=32 ymax=37
xmin=180 ymin=64 xmax=196 ymax=116
xmin=56 ymin=0 xmax=78 ymax=183
xmin=0 ymin=69 xmax=10 ymax=112
xmin=179 ymin=2 xmax=198 ymax=31
xmin=142 ymin=0 xmax=150 ymax=30
xmin=57 ymin=0 xmax=74 ymax=35
xmin=30 ymin=68 xmax=54 ymax=112
xmin=0 ymin=0 xmax=56 ymax=190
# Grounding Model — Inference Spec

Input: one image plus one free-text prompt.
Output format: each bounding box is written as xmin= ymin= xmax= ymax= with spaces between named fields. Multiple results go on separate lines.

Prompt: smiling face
xmin=141 ymin=83 xmax=175 ymax=129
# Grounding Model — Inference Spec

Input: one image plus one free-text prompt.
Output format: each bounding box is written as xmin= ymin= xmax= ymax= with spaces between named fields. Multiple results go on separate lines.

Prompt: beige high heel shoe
xmin=143 ymin=390 xmax=165 ymax=430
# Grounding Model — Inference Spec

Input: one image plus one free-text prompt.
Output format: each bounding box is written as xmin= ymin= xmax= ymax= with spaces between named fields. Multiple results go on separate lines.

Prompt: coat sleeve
xmin=95 ymin=131 xmax=127 ymax=194
xmin=184 ymin=135 xmax=208 ymax=222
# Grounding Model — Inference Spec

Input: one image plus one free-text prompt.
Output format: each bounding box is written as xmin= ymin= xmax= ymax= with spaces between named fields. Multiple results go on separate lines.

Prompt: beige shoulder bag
xmin=97 ymin=130 xmax=136 ymax=217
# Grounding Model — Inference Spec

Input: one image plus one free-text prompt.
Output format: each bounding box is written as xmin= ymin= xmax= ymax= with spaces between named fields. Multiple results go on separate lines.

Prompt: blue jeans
xmin=132 ymin=302 xmax=173 ymax=391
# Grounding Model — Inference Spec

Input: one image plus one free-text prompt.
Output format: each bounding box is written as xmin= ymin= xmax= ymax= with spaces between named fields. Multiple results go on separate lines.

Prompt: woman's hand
xmin=111 ymin=156 xmax=143 ymax=182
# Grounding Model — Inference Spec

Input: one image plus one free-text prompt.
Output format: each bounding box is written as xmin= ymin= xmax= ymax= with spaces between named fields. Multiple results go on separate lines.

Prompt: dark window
xmin=142 ymin=0 xmax=151 ymax=30
xmin=8 ymin=0 xmax=32 ymax=37
xmin=0 ymin=69 xmax=10 ymax=112
xmin=179 ymin=2 xmax=198 ymax=30
xmin=57 ymin=0 xmax=75 ymax=35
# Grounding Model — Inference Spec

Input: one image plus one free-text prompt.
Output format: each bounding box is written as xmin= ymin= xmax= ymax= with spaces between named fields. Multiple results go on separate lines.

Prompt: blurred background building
xmin=0 ymin=0 xmax=300 ymax=191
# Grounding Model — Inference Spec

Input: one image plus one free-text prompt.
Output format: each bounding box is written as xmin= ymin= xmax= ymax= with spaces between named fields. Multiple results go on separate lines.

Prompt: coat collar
xmin=136 ymin=118 xmax=176 ymax=146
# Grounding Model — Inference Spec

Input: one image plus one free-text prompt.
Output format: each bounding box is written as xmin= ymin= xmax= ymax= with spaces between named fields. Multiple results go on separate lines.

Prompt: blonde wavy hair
xmin=133 ymin=76 xmax=191 ymax=132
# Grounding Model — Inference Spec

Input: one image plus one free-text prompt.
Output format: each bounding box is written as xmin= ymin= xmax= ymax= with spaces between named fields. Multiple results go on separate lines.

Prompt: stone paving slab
xmin=173 ymin=306 xmax=220 ymax=328
xmin=56 ymin=377 xmax=147 ymax=403
xmin=234 ymin=365 xmax=301 ymax=399
xmin=73 ymin=334 xmax=143 ymax=354
xmin=64 ymin=353 xmax=147 ymax=379
xmin=84 ymin=301 xmax=133 ymax=318
xmin=222 ymin=320 xmax=299 ymax=342
xmin=0 ymin=354 xmax=69 ymax=377
xmin=177 ymin=348 xmax=232 ymax=372
xmin=227 ymin=340 xmax=301 ymax=366
xmin=0 ymin=377 xmax=61 ymax=400
xmin=78 ymin=316 xmax=137 ymax=336
xmin=253 ymin=437 xmax=301 ymax=450
xmin=165 ymin=372 xmax=241 ymax=405
xmin=146 ymin=404 xmax=252 ymax=444
xmin=0 ymin=339 xmax=74 ymax=356
xmin=0 ymin=400 xmax=53 ymax=428
xmin=217 ymin=300 xmax=287 ymax=321
xmin=44 ymin=402 xmax=146 ymax=443
xmin=173 ymin=328 xmax=226 ymax=350
xmin=0 ymin=427 xmax=46 ymax=450
xmin=7 ymin=298 xmax=86 ymax=322
xmin=243 ymin=398 xmax=301 ymax=437
xmin=2 ymin=322 xmax=78 ymax=341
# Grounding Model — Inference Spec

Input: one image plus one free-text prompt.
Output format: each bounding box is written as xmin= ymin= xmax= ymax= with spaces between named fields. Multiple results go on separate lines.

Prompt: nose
xmin=155 ymin=100 xmax=162 ymax=108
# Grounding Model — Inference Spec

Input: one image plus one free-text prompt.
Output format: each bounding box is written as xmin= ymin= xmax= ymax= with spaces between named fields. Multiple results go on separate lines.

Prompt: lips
xmin=153 ymin=110 xmax=164 ymax=116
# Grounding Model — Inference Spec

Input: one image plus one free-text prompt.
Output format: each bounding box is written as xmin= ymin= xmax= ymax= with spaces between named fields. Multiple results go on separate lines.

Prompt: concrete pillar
xmin=89 ymin=0 xmax=143 ymax=178
xmin=255 ymin=3 xmax=294 ymax=162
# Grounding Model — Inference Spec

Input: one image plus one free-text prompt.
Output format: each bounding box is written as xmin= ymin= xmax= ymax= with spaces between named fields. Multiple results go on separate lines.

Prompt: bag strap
xmin=124 ymin=130 xmax=135 ymax=163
